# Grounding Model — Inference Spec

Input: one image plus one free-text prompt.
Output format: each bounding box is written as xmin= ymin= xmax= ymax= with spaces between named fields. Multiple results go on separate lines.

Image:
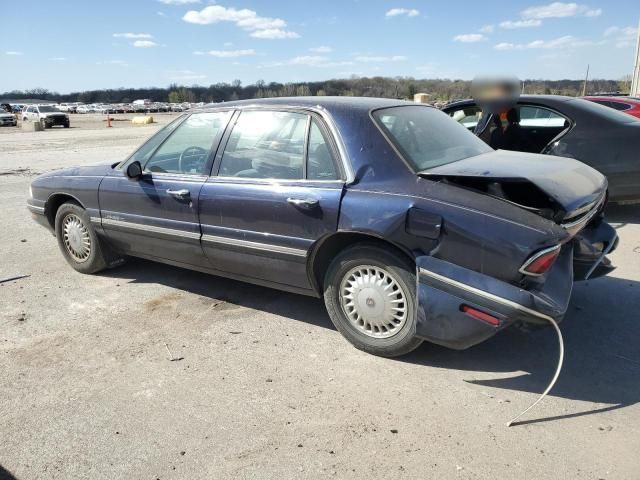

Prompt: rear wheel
xmin=54 ymin=202 xmax=112 ymax=274
xmin=323 ymin=244 xmax=423 ymax=357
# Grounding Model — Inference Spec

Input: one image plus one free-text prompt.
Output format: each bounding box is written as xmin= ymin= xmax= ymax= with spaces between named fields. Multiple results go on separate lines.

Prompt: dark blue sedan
xmin=28 ymin=97 xmax=617 ymax=357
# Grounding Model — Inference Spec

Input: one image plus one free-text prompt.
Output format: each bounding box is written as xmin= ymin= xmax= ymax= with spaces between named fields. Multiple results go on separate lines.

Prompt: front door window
xmin=144 ymin=111 xmax=231 ymax=175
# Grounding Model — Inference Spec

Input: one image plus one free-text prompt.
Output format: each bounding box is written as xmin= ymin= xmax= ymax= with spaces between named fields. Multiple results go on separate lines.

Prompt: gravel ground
xmin=1 ymin=116 xmax=639 ymax=480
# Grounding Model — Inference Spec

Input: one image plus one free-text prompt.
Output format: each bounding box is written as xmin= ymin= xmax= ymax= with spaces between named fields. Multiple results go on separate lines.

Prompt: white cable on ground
xmin=506 ymin=314 xmax=564 ymax=427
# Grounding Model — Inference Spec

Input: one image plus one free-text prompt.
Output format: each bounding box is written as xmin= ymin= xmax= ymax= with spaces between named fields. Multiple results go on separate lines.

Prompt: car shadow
xmin=102 ymin=260 xmax=640 ymax=426
xmin=101 ymin=258 xmax=334 ymax=331
xmin=401 ymin=275 xmax=640 ymax=425
xmin=0 ymin=464 xmax=18 ymax=480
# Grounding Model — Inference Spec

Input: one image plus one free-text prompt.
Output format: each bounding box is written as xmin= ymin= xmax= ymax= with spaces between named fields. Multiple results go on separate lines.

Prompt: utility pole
xmin=581 ymin=64 xmax=589 ymax=96
xmin=631 ymin=19 xmax=640 ymax=96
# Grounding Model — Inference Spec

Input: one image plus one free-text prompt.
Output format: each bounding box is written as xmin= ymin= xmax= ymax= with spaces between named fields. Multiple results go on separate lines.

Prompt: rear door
xmin=98 ymin=111 xmax=232 ymax=265
xmin=198 ymin=109 xmax=344 ymax=290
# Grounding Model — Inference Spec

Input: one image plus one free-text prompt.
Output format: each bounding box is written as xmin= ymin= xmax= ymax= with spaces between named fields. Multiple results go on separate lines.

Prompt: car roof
xmin=196 ymin=96 xmax=421 ymax=115
xmin=584 ymin=96 xmax=639 ymax=103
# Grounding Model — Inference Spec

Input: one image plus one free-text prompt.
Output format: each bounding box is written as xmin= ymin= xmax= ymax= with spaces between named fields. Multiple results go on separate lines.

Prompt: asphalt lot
xmin=1 ymin=115 xmax=639 ymax=479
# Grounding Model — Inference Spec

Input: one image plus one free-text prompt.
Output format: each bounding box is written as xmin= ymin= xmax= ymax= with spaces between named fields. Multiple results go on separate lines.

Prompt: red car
xmin=583 ymin=96 xmax=640 ymax=119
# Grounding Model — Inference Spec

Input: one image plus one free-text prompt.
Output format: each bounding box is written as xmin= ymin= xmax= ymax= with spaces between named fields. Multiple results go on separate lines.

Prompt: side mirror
xmin=126 ymin=161 xmax=143 ymax=179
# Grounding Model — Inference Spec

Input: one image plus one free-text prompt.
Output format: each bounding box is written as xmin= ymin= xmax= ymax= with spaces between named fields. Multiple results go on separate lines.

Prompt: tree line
xmin=1 ymin=77 xmax=628 ymax=104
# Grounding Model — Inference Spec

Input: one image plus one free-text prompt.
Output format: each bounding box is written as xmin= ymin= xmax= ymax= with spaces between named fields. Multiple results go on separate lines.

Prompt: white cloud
xmin=133 ymin=40 xmax=158 ymax=48
xmin=194 ymin=48 xmax=256 ymax=57
xmin=113 ymin=33 xmax=153 ymax=39
xmin=157 ymin=11 xmax=166 ymax=16
xmin=5 ymin=51 xmax=23 ymax=55
xmin=494 ymin=42 xmax=517 ymax=51
xmin=479 ymin=24 xmax=495 ymax=33
xmin=499 ymin=19 xmax=542 ymax=28
xmin=521 ymin=2 xmax=602 ymax=19
xmin=183 ymin=5 xmax=299 ymax=39
xmin=250 ymin=29 xmax=299 ymax=39
xmin=453 ymin=33 xmax=487 ymax=43
xmin=604 ymin=26 xmax=637 ymax=48
xmin=289 ymin=55 xmax=330 ymax=66
xmin=224 ymin=42 xmax=233 ymax=47
xmin=310 ymin=46 xmax=332 ymax=53
xmin=354 ymin=55 xmax=407 ymax=62
xmin=385 ymin=8 xmax=420 ymax=18
xmin=494 ymin=35 xmax=592 ymax=50
xmin=158 ymin=0 xmax=200 ymax=4
xmin=49 ymin=57 xmax=66 ymax=61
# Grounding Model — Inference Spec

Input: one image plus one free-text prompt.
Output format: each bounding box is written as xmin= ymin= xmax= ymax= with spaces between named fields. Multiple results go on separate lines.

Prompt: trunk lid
xmin=419 ymin=150 xmax=606 ymax=222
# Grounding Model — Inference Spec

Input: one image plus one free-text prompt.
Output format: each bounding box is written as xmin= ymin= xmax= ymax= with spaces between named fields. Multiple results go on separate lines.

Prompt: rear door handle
xmin=166 ymin=188 xmax=190 ymax=199
xmin=287 ymin=197 xmax=319 ymax=209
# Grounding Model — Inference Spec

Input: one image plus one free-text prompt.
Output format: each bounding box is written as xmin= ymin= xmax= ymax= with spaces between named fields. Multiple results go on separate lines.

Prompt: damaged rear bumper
xmin=415 ymin=246 xmax=574 ymax=350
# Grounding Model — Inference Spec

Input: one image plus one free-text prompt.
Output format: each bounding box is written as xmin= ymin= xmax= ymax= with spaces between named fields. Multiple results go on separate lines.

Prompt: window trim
xmin=210 ymin=107 xmax=345 ymax=183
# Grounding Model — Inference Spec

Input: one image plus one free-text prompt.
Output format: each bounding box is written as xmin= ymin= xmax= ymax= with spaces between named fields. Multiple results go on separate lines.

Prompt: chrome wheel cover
xmin=62 ymin=213 xmax=91 ymax=262
xmin=339 ymin=265 xmax=408 ymax=339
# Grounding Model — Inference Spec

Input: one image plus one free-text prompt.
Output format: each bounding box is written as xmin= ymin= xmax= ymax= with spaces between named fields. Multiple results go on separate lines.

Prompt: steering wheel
xmin=178 ymin=146 xmax=208 ymax=173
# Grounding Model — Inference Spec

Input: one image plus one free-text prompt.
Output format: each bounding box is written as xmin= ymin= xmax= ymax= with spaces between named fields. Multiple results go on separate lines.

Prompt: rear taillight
xmin=519 ymin=245 xmax=561 ymax=276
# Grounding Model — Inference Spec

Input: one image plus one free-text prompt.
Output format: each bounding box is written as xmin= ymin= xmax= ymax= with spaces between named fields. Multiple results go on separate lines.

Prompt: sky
xmin=1 ymin=0 xmax=639 ymax=93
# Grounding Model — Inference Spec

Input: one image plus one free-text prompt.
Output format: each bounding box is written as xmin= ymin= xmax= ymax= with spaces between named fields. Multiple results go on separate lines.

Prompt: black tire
xmin=323 ymin=243 xmax=423 ymax=357
xmin=54 ymin=202 xmax=111 ymax=274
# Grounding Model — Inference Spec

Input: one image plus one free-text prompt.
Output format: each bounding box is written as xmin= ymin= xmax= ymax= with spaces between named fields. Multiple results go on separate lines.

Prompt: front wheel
xmin=54 ymin=202 xmax=111 ymax=274
xmin=323 ymin=244 xmax=423 ymax=357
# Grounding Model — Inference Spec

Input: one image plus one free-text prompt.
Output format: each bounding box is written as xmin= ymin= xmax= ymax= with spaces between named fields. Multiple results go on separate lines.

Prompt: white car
xmin=76 ymin=105 xmax=92 ymax=114
xmin=0 ymin=111 xmax=17 ymax=127
xmin=22 ymin=105 xmax=70 ymax=128
xmin=57 ymin=103 xmax=78 ymax=113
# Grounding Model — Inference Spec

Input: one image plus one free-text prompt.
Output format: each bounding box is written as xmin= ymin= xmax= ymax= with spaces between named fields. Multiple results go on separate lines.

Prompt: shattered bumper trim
xmin=415 ymin=250 xmax=573 ymax=350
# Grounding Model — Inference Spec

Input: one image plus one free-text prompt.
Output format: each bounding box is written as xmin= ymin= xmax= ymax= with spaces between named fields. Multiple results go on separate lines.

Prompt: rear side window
xmin=219 ymin=110 xmax=308 ymax=180
xmin=307 ymin=119 xmax=339 ymax=180
xmin=373 ymin=106 xmax=492 ymax=171
xmin=518 ymin=106 xmax=567 ymax=127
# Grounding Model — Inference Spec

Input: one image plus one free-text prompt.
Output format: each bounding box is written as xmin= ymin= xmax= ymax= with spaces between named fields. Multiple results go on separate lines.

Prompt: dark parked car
xmin=443 ymin=95 xmax=640 ymax=203
xmin=583 ymin=96 xmax=640 ymax=119
xmin=28 ymin=97 xmax=617 ymax=357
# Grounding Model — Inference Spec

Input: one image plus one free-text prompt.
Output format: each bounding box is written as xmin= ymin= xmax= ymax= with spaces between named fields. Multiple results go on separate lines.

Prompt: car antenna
xmin=506 ymin=314 xmax=564 ymax=427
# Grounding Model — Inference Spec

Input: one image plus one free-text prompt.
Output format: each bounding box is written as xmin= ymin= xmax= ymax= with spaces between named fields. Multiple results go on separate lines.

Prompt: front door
xmin=98 ymin=111 xmax=232 ymax=265
xmin=198 ymin=109 xmax=344 ymax=290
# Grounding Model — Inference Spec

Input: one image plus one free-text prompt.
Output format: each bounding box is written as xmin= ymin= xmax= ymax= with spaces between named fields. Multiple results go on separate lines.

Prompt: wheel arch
xmin=45 ymin=192 xmax=86 ymax=229
xmin=307 ymin=231 xmax=416 ymax=296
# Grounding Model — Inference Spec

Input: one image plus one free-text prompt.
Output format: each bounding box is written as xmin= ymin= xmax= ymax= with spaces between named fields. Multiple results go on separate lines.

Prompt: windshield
xmin=373 ymin=106 xmax=492 ymax=171
xmin=38 ymin=106 xmax=60 ymax=113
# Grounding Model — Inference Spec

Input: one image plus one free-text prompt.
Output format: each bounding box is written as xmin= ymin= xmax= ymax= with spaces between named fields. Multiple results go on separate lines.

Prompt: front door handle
xmin=287 ymin=197 xmax=319 ymax=209
xmin=166 ymin=188 xmax=190 ymax=199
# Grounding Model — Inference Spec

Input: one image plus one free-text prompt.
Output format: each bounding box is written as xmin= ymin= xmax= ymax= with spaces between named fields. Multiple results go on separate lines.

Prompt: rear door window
xmin=448 ymin=105 xmax=482 ymax=130
xmin=218 ymin=110 xmax=308 ymax=180
xmin=518 ymin=106 xmax=567 ymax=128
